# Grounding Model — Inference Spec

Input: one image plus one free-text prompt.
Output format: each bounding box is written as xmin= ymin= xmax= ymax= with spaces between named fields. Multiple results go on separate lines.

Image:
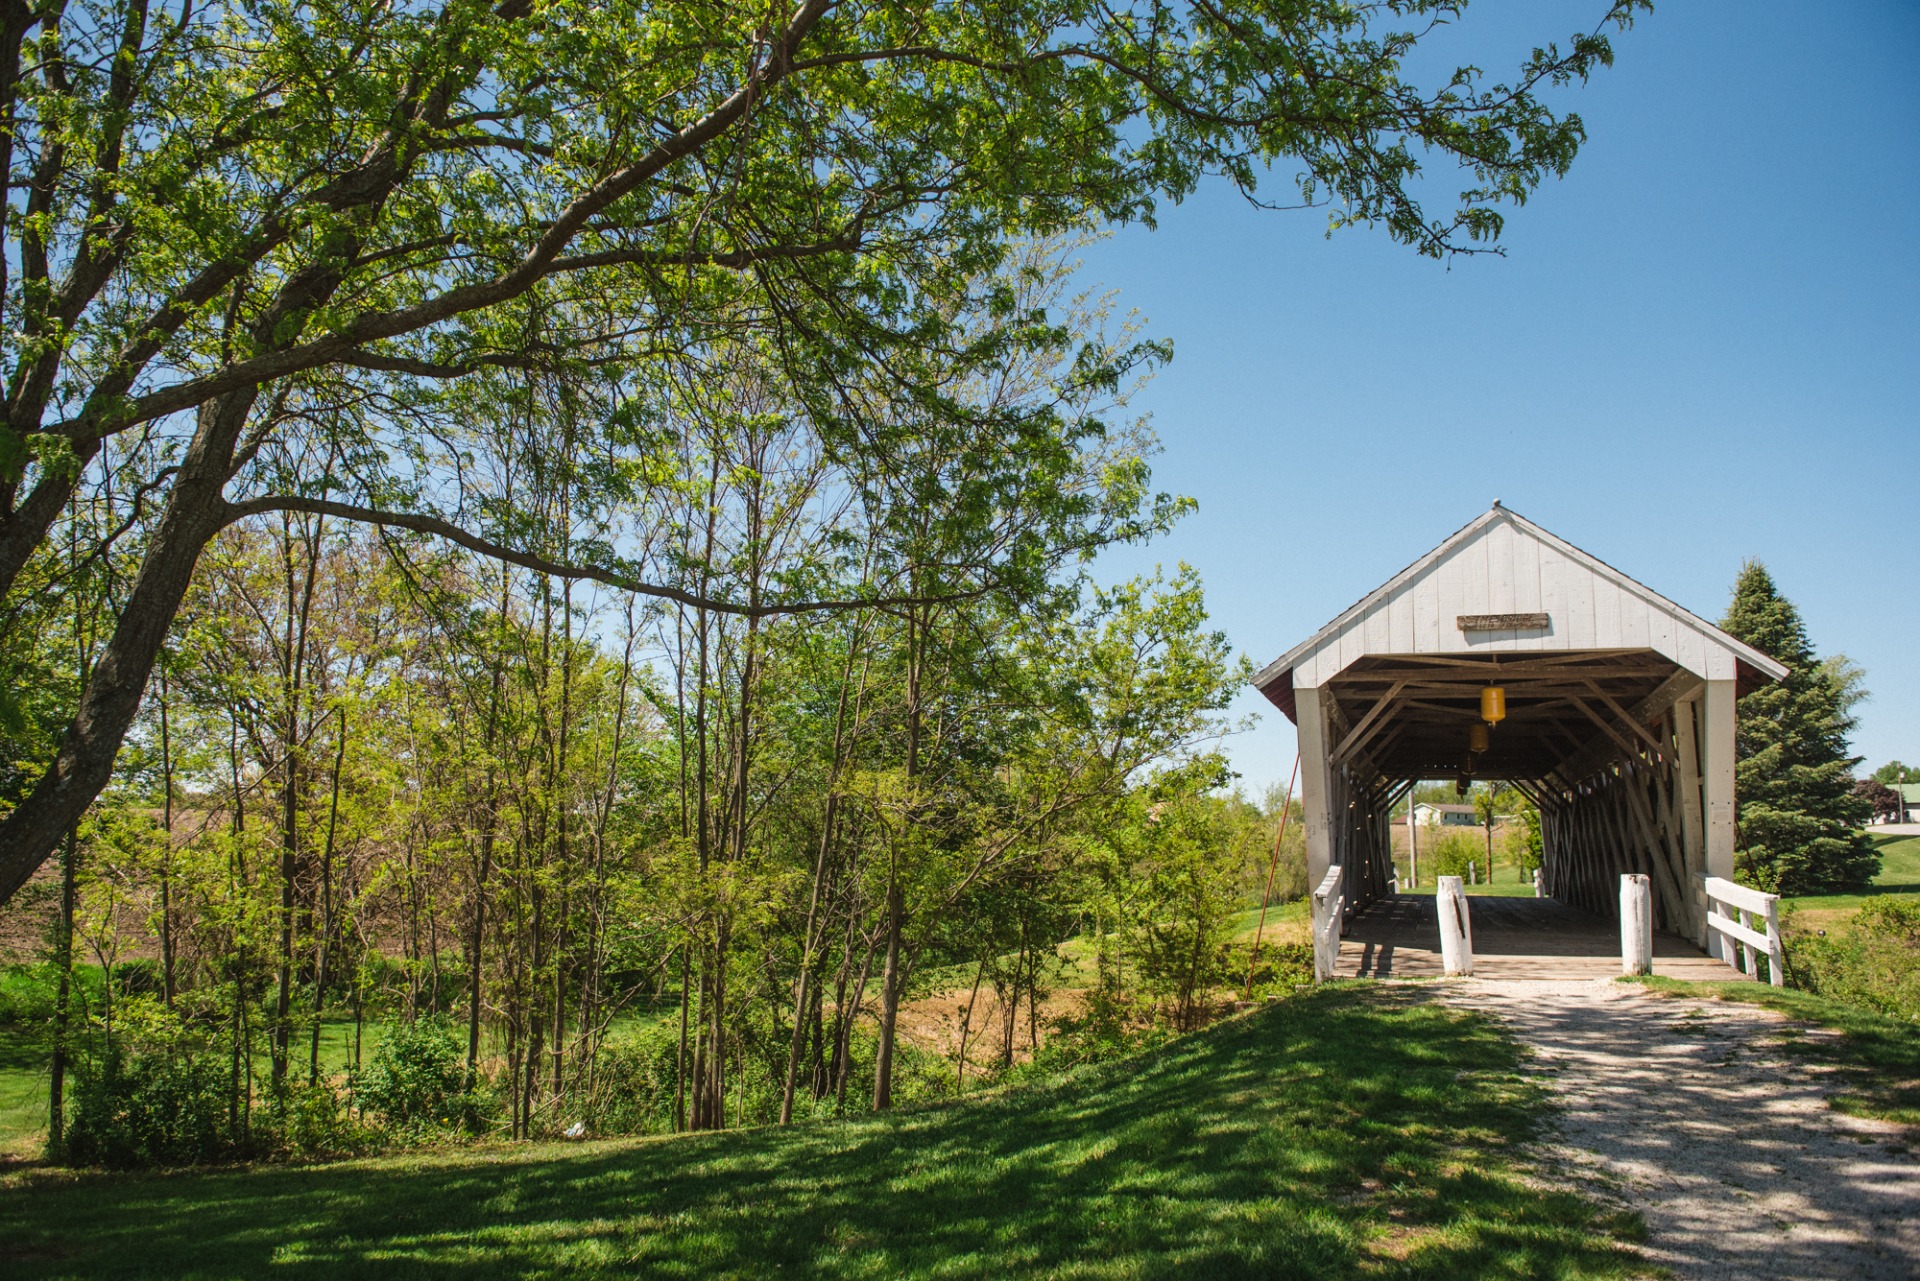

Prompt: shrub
xmin=1505 ymin=807 xmax=1544 ymax=875
xmin=1786 ymin=897 xmax=1920 ymax=1020
xmin=64 ymin=1047 xmax=239 ymax=1168
xmin=271 ymin=1079 xmax=377 ymax=1157
xmin=0 ymin=962 xmax=103 ymax=1028
xmin=1244 ymin=941 xmax=1314 ymax=996
xmin=1425 ymin=830 xmax=1485 ymax=881
xmin=353 ymin=1017 xmax=491 ymax=1133
xmin=575 ymin=1019 xmax=683 ymax=1136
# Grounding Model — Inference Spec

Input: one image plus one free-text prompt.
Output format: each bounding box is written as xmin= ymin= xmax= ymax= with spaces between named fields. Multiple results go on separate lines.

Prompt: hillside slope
xmin=0 ymin=986 xmax=1648 ymax=1280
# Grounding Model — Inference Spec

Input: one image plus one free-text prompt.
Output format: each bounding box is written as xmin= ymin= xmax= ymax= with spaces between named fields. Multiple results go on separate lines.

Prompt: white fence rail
xmin=1311 ymin=865 xmax=1345 ymax=982
xmin=1701 ymin=875 xmax=1784 ymax=986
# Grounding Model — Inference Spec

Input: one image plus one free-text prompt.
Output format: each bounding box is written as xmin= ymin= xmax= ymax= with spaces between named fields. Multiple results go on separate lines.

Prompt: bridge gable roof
xmin=1254 ymin=505 xmax=1787 ymax=721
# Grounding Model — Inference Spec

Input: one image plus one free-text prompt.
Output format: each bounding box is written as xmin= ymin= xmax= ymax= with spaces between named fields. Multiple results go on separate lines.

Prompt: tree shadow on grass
xmin=1634 ymin=976 xmax=1920 ymax=1126
xmin=0 ymin=986 xmax=1646 ymax=1279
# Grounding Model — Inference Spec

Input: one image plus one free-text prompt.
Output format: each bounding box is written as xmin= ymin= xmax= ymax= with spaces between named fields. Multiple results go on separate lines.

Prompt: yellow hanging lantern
xmin=1480 ymin=685 xmax=1507 ymax=725
xmin=1468 ymin=722 xmax=1490 ymax=754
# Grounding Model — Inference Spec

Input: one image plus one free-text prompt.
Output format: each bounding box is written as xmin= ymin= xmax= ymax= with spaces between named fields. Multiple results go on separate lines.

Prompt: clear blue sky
xmin=1080 ymin=0 xmax=1920 ymax=797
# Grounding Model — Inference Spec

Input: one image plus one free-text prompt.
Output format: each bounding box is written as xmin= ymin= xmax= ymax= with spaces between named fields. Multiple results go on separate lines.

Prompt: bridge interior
xmin=1335 ymin=894 xmax=1739 ymax=980
xmin=1299 ymin=647 xmax=1756 ymax=944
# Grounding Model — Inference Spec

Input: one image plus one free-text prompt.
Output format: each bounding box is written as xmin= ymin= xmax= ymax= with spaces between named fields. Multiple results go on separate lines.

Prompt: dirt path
xmin=1438 ymin=978 xmax=1918 ymax=1281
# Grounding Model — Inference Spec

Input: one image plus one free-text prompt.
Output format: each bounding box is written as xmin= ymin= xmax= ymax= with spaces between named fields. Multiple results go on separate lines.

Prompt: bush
xmin=272 ymin=1079 xmax=377 ymax=1157
xmin=1243 ymin=941 xmax=1313 ymax=996
xmin=1505 ymin=807 xmax=1543 ymax=875
xmin=1787 ymin=897 xmax=1920 ymax=1020
xmin=1425 ymin=831 xmax=1486 ymax=881
xmin=575 ymin=1019 xmax=683 ymax=1136
xmin=0 ymin=963 xmax=103 ymax=1028
xmin=64 ymin=1047 xmax=239 ymax=1168
xmin=353 ymin=1017 xmax=491 ymax=1134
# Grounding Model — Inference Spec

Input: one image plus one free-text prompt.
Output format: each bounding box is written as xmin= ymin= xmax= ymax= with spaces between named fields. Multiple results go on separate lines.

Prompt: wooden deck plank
xmin=1336 ymin=894 xmax=1742 ymax=981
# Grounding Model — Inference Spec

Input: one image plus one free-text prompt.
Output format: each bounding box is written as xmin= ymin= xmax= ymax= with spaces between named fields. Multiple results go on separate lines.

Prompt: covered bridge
xmin=1255 ymin=505 xmax=1786 ymax=970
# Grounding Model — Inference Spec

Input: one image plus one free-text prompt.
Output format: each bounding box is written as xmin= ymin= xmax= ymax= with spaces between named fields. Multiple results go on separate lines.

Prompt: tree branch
xmin=225 ymin=494 xmax=1001 ymax=621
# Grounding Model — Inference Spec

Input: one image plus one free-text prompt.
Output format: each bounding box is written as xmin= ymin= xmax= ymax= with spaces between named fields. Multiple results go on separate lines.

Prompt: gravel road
xmin=1438 ymin=978 xmax=1919 ymax=1281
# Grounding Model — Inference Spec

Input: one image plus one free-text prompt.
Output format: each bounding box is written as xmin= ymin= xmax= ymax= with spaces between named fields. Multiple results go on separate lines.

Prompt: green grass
xmin=1394 ymin=861 xmax=1539 ymax=898
xmin=0 ymin=986 xmax=1652 ymax=1280
xmin=0 ymin=1029 xmax=46 ymax=1160
xmin=1226 ymin=897 xmax=1310 ymax=939
xmin=1628 ymin=976 xmax=1920 ymax=1126
xmin=1395 ymin=880 xmax=1539 ymax=899
xmin=1781 ymin=833 xmax=1920 ymax=924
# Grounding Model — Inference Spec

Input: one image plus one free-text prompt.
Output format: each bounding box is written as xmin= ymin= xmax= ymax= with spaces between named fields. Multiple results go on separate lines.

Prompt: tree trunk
xmin=954 ymin=952 xmax=987 ymax=1092
xmin=872 ymin=880 xmax=905 ymax=1111
xmin=310 ymin=706 xmax=347 ymax=1085
xmin=0 ymin=389 xmax=256 ymax=904
xmin=158 ymin=662 xmax=176 ymax=1010
xmin=46 ymin=827 xmax=76 ymax=1160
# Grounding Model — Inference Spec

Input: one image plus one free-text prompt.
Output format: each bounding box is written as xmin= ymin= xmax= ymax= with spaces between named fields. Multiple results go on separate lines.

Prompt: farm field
xmin=0 ymin=985 xmax=1648 ymax=1280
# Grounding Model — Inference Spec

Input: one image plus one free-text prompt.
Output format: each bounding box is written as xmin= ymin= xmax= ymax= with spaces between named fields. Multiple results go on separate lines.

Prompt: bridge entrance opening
xmin=1255 ymin=506 xmax=1785 ymax=980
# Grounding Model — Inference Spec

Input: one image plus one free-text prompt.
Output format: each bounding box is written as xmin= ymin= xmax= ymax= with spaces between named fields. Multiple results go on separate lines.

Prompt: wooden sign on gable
xmin=1456 ymin=613 xmax=1551 ymax=632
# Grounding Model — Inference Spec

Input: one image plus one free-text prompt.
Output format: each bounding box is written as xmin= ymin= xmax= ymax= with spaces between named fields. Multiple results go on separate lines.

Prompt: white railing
xmin=1701 ymin=875 xmax=1784 ymax=986
xmin=1311 ymin=864 xmax=1345 ymax=982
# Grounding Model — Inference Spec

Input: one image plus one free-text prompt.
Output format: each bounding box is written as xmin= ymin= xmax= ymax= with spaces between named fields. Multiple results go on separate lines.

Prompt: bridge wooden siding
xmin=1252 ymin=505 xmax=1789 ymax=970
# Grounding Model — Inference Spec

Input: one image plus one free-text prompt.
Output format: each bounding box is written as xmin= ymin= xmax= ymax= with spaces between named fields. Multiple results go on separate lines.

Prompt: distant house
xmin=1865 ymin=782 xmax=1919 ymax=824
xmin=1411 ymin=802 xmax=1480 ymax=827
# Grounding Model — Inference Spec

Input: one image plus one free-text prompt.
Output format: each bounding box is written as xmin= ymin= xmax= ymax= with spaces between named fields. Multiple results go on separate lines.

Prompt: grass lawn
xmin=1629 ymin=976 xmax=1920 ymax=1127
xmin=1781 ymin=833 xmax=1920 ymax=931
xmin=1394 ymin=879 xmax=1539 ymax=899
xmin=0 ymin=1029 xmax=46 ymax=1161
xmin=0 ymin=985 xmax=1651 ymax=1280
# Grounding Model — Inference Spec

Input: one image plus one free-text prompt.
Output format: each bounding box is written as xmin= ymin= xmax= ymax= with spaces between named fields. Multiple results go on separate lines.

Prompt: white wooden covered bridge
xmin=1256 ymin=505 xmax=1788 ymax=980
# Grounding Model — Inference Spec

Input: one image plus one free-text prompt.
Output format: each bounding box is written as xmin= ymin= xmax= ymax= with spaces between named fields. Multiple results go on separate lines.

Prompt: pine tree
xmin=1720 ymin=562 xmax=1878 ymax=894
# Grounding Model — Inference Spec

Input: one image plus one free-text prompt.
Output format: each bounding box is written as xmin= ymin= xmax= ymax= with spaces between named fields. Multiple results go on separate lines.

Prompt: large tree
xmin=0 ymin=0 xmax=1649 ymax=903
xmin=1720 ymin=561 xmax=1877 ymax=894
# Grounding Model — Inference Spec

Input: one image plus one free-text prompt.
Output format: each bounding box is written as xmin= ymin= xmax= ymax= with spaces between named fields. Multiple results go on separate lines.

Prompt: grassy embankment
xmin=0 ymin=984 xmax=1651 ymax=1280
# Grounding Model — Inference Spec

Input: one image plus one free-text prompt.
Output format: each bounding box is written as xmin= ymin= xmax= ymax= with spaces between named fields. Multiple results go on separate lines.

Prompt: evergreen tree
xmin=1720 ymin=562 xmax=1877 ymax=894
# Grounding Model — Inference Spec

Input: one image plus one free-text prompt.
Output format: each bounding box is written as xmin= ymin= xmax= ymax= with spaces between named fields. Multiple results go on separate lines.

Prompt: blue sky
xmin=1080 ymin=1 xmax=1920 ymax=796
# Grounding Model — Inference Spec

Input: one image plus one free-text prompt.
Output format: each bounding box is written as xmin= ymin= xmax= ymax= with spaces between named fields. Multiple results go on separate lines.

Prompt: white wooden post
xmin=1619 ymin=874 xmax=1653 ymax=975
xmin=1762 ymin=896 xmax=1784 ymax=985
xmin=1533 ymin=867 xmax=1543 ymax=898
xmin=1701 ymin=681 xmax=1738 ymax=884
xmin=1296 ymin=686 xmax=1334 ymax=896
xmin=1436 ymin=875 xmax=1473 ymax=976
xmin=1311 ymin=864 xmax=1345 ymax=982
xmin=1468 ymin=860 xmax=1476 ymax=886
xmin=1407 ymin=801 xmax=1418 ymax=889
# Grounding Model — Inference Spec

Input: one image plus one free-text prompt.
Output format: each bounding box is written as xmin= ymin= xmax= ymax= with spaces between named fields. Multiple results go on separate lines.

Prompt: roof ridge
xmin=1253 ymin=504 xmax=1789 ymax=691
